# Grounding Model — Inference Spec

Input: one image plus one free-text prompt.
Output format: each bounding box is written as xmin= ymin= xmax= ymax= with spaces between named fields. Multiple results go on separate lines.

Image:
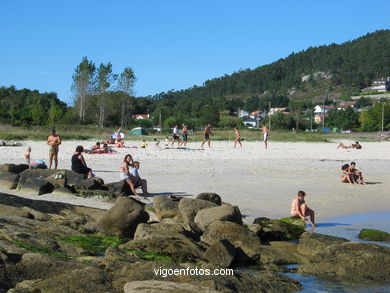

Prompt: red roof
xmin=133 ymin=114 xmax=150 ymax=119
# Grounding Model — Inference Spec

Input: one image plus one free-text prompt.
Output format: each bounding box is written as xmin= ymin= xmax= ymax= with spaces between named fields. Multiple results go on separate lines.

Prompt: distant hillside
xmin=148 ymin=30 xmax=389 ymax=102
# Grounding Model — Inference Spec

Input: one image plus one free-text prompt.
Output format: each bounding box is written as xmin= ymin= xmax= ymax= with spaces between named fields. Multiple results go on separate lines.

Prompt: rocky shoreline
xmin=0 ymin=164 xmax=389 ymax=292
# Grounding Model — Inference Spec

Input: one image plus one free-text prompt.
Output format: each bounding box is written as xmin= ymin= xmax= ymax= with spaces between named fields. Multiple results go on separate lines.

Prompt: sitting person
xmin=130 ymin=161 xmax=149 ymax=196
xmin=140 ymin=140 xmax=148 ymax=148
xmin=348 ymin=162 xmax=366 ymax=184
xmin=115 ymin=138 xmax=125 ymax=148
xmin=154 ymin=138 xmax=160 ymax=147
xmin=351 ymin=141 xmax=362 ymax=149
xmin=291 ymin=190 xmax=316 ymax=227
xmin=119 ymin=154 xmax=139 ymax=196
xmin=106 ymin=137 xmax=115 ymax=144
xmin=340 ymin=164 xmax=353 ymax=183
xmin=84 ymin=142 xmax=101 ymax=153
xmin=71 ymin=145 xmax=92 ymax=178
xmin=164 ymin=136 xmax=169 ymax=148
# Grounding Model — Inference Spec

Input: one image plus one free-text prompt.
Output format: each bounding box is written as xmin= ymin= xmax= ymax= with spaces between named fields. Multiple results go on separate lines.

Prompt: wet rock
xmin=75 ymin=177 xmax=105 ymax=191
xmin=194 ymin=205 xmax=242 ymax=232
xmin=178 ymin=198 xmax=217 ymax=223
xmin=203 ymin=239 xmax=237 ymax=268
xmin=299 ymin=242 xmax=390 ymax=281
xmin=134 ymin=222 xmax=192 ymax=241
xmin=196 ymin=192 xmax=222 ymax=205
xmin=124 ymin=280 xmax=220 ymax=293
xmin=97 ymin=197 xmax=149 ymax=237
xmin=105 ymin=180 xmax=132 ymax=196
xmin=17 ymin=177 xmax=53 ymax=195
xmin=0 ymin=164 xmax=29 ymax=174
xmin=153 ymin=195 xmax=183 ymax=222
xmin=297 ymin=232 xmax=349 ymax=259
xmin=252 ymin=217 xmax=305 ymax=241
xmin=358 ymin=228 xmax=390 ymax=242
xmin=0 ymin=172 xmax=19 ymax=189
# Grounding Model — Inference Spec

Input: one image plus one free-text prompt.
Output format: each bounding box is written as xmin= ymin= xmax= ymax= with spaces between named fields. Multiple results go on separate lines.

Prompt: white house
xmin=249 ymin=110 xmax=267 ymax=120
xmin=269 ymin=107 xmax=290 ymax=115
xmin=237 ymin=109 xmax=249 ymax=118
xmin=242 ymin=116 xmax=256 ymax=127
xmin=337 ymin=101 xmax=358 ymax=112
xmin=314 ymin=105 xmax=335 ymax=114
xmin=371 ymin=77 xmax=390 ymax=92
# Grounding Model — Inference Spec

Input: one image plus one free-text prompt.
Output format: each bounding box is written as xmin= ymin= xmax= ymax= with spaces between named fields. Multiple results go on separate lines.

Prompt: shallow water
xmin=287 ymin=212 xmax=390 ymax=292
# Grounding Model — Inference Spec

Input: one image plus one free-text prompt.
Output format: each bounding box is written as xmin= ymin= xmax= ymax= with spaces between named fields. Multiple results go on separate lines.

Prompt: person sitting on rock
xmin=119 ymin=154 xmax=139 ymax=196
xmin=71 ymin=145 xmax=92 ymax=178
xmin=130 ymin=161 xmax=149 ymax=196
xmin=290 ymin=190 xmax=316 ymax=227
xmin=340 ymin=164 xmax=353 ymax=183
xmin=348 ymin=162 xmax=366 ymax=185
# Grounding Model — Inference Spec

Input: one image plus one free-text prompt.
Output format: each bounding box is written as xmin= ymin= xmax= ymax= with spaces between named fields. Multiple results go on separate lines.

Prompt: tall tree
xmin=96 ymin=63 xmax=117 ymax=127
xmin=118 ymin=67 xmax=136 ymax=127
xmin=71 ymin=57 xmax=96 ymax=123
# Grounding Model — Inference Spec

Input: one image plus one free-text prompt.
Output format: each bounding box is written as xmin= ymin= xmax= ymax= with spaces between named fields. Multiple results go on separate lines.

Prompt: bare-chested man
xmin=261 ymin=124 xmax=269 ymax=149
xmin=233 ymin=127 xmax=242 ymax=148
xmin=201 ymin=124 xmax=213 ymax=148
xmin=291 ymin=190 xmax=316 ymax=227
xmin=47 ymin=129 xmax=61 ymax=169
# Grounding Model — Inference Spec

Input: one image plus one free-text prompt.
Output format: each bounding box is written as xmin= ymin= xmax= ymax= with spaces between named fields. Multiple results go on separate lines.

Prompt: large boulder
xmin=251 ymin=217 xmax=305 ymax=241
xmin=105 ymin=180 xmax=132 ymax=196
xmin=194 ymin=204 xmax=242 ymax=232
xmin=0 ymin=172 xmax=19 ymax=189
xmin=75 ymin=177 xmax=105 ymax=191
xmin=0 ymin=164 xmax=29 ymax=174
xmin=178 ymin=198 xmax=217 ymax=223
xmin=97 ymin=197 xmax=149 ymax=237
xmin=196 ymin=192 xmax=222 ymax=205
xmin=299 ymin=242 xmax=390 ymax=281
xmin=201 ymin=221 xmax=261 ymax=264
xmin=124 ymin=280 xmax=220 ymax=293
xmin=134 ymin=222 xmax=192 ymax=241
xmin=358 ymin=228 xmax=390 ymax=242
xmin=202 ymin=239 xmax=237 ymax=268
xmin=153 ymin=195 xmax=183 ymax=222
xmin=297 ymin=232 xmax=349 ymax=259
xmin=17 ymin=177 xmax=53 ymax=195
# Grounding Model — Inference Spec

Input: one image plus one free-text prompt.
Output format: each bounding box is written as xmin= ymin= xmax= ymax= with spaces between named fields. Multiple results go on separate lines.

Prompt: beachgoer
xmin=154 ymin=138 xmax=160 ymax=147
xmin=130 ymin=161 xmax=149 ymax=196
xmin=337 ymin=141 xmax=362 ymax=149
xmin=201 ymin=124 xmax=213 ymax=148
xmin=140 ymin=140 xmax=148 ymax=148
xmin=262 ymin=124 xmax=269 ymax=149
xmin=171 ymin=124 xmax=181 ymax=147
xmin=47 ymin=129 xmax=61 ymax=169
xmin=119 ymin=154 xmax=139 ymax=196
xmin=233 ymin=127 xmax=242 ymax=148
xmin=337 ymin=143 xmax=351 ymax=149
xmin=340 ymin=164 xmax=352 ymax=183
xmin=85 ymin=142 xmax=101 ymax=153
xmin=164 ymin=136 xmax=170 ymax=148
xmin=291 ymin=190 xmax=316 ymax=227
xmin=24 ymin=147 xmax=31 ymax=167
xmin=180 ymin=125 xmax=189 ymax=147
xmin=348 ymin=162 xmax=366 ymax=185
xmin=352 ymin=141 xmax=362 ymax=149
xmin=71 ymin=146 xmax=92 ymax=178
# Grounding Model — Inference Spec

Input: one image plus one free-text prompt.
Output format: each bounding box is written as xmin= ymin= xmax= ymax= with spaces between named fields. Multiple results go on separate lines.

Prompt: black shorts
xmin=204 ymin=134 xmax=210 ymax=140
xmin=172 ymin=134 xmax=179 ymax=140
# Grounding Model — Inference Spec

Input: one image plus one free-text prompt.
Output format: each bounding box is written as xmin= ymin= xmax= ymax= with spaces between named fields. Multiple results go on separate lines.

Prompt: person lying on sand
xmin=348 ymin=162 xmax=366 ymax=185
xmin=337 ymin=141 xmax=362 ymax=149
xmin=291 ymin=190 xmax=316 ymax=227
xmin=340 ymin=164 xmax=353 ymax=183
xmin=84 ymin=142 xmax=101 ymax=153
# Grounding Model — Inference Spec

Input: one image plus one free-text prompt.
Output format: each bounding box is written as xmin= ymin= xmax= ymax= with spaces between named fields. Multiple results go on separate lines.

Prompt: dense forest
xmin=0 ymin=30 xmax=389 ymax=131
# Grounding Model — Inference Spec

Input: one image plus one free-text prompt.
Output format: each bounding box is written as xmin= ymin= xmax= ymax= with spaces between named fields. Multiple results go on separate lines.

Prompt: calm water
xmin=288 ymin=212 xmax=390 ymax=292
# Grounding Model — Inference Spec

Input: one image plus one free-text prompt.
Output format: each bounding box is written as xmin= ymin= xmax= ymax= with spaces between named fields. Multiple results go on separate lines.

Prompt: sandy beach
xmin=1 ymin=140 xmax=390 ymax=223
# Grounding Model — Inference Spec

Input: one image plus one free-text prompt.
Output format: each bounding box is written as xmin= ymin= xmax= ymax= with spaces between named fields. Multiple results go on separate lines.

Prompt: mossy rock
xmin=280 ymin=217 xmax=306 ymax=229
xmin=358 ymin=229 xmax=390 ymax=242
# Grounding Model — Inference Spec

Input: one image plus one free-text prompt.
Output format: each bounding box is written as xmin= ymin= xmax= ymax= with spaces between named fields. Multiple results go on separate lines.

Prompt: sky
xmin=0 ymin=0 xmax=389 ymax=104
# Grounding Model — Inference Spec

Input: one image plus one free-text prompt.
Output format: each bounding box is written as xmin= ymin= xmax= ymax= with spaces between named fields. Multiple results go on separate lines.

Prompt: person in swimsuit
xmin=119 ymin=154 xmax=139 ymax=196
xmin=291 ymin=190 xmax=316 ymax=227
xmin=71 ymin=146 xmax=92 ymax=178
xmin=340 ymin=164 xmax=352 ymax=183
xmin=47 ymin=129 xmax=61 ymax=169
xmin=201 ymin=124 xmax=213 ymax=148
xmin=180 ymin=125 xmax=189 ymax=147
xmin=262 ymin=124 xmax=269 ymax=149
xmin=24 ymin=147 xmax=31 ymax=167
xmin=348 ymin=162 xmax=366 ymax=184
xmin=233 ymin=127 xmax=242 ymax=148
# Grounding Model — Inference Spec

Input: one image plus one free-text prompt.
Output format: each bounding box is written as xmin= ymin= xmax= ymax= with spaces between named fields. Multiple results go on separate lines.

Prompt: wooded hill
xmin=146 ymin=30 xmax=390 ymax=102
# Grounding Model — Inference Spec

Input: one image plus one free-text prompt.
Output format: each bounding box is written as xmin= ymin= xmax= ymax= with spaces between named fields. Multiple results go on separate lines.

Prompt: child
xmin=154 ymin=138 xmax=160 ymax=147
xmin=164 ymin=136 xmax=169 ymax=148
xmin=291 ymin=190 xmax=316 ymax=227
xmin=130 ymin=161 xmax=149 ymax=196
xmin=140 ymin=140 xmax=148 ymax=148
xmin=24 ymin=147 xmax=31 ymax=167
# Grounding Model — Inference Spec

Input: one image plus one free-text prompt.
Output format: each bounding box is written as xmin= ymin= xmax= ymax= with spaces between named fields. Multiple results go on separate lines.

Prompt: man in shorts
xmin=171 ymin=124 xmax=181 ymax=147
xmin=201 ymin=124 xmax=213 ymax=148
xmin=47 ymin=129 xmax=61 ymax=169
xmin=262 ymin=124 xmax=269 ymax=149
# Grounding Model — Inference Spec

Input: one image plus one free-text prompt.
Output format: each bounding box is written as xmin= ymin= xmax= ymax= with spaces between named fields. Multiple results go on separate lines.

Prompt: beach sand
xmin=1 ymin=140 xmax=390 ymax=223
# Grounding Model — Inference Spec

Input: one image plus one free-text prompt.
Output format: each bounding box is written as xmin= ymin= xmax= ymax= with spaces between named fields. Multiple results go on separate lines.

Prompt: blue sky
xmin=0 ymin=0 xmax=389 ymax=104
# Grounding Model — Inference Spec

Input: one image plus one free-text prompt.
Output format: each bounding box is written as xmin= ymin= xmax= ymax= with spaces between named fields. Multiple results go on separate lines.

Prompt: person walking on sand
xmin=171 ymin=124 xmax=181 ymax=147
xmin=201 ymin=124 xmax=213 ymax=148
xmin=180 ymin=125 xmax=189 ymax=147
xmin=233 ymin=127 xmax=242 ymax=148
xmin=291 ymin=190 xmax=316 ymax=227
xmin=262 ymin=124 xmax=269 ymax=149
xmin=47 ymin=129 xmax=61 ymax=169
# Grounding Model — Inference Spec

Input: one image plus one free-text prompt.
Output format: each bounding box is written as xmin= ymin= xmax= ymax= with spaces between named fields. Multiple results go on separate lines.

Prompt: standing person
xmin=71 ymin=146 xmax=92 ymax=178
xmin=180 ymin=125 xmax=189 ymax=147
xmin=291 ymin=190 xmax=316 ymax=227
xmin=47 ymin=129 xmax=61 ymax=169
xmin=130 ymin=161 xmax=149 ymax=196
xmin=119 ymin=154 xmax=139 ymax=196
xmin=261 ymin=124 xmax=269 ymax=149
xmin=171 ymin=125 xmax=181 ymax=147
xmin=233 ymin=127 xmax=242 ymax=148
xmin=201 ymin=124 xmax=213 ymax=148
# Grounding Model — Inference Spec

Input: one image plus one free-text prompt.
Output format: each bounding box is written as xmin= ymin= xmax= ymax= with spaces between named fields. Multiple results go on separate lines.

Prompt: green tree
xmin=48 ymin=103 xmax=64 ymax=126
xmin=118 ymin=67 xmax=136 ymax=127
xmin=359 ymin=103 xmax=390 ymax=131
xmin=96 ymin=62 xmax=117 ymax=127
